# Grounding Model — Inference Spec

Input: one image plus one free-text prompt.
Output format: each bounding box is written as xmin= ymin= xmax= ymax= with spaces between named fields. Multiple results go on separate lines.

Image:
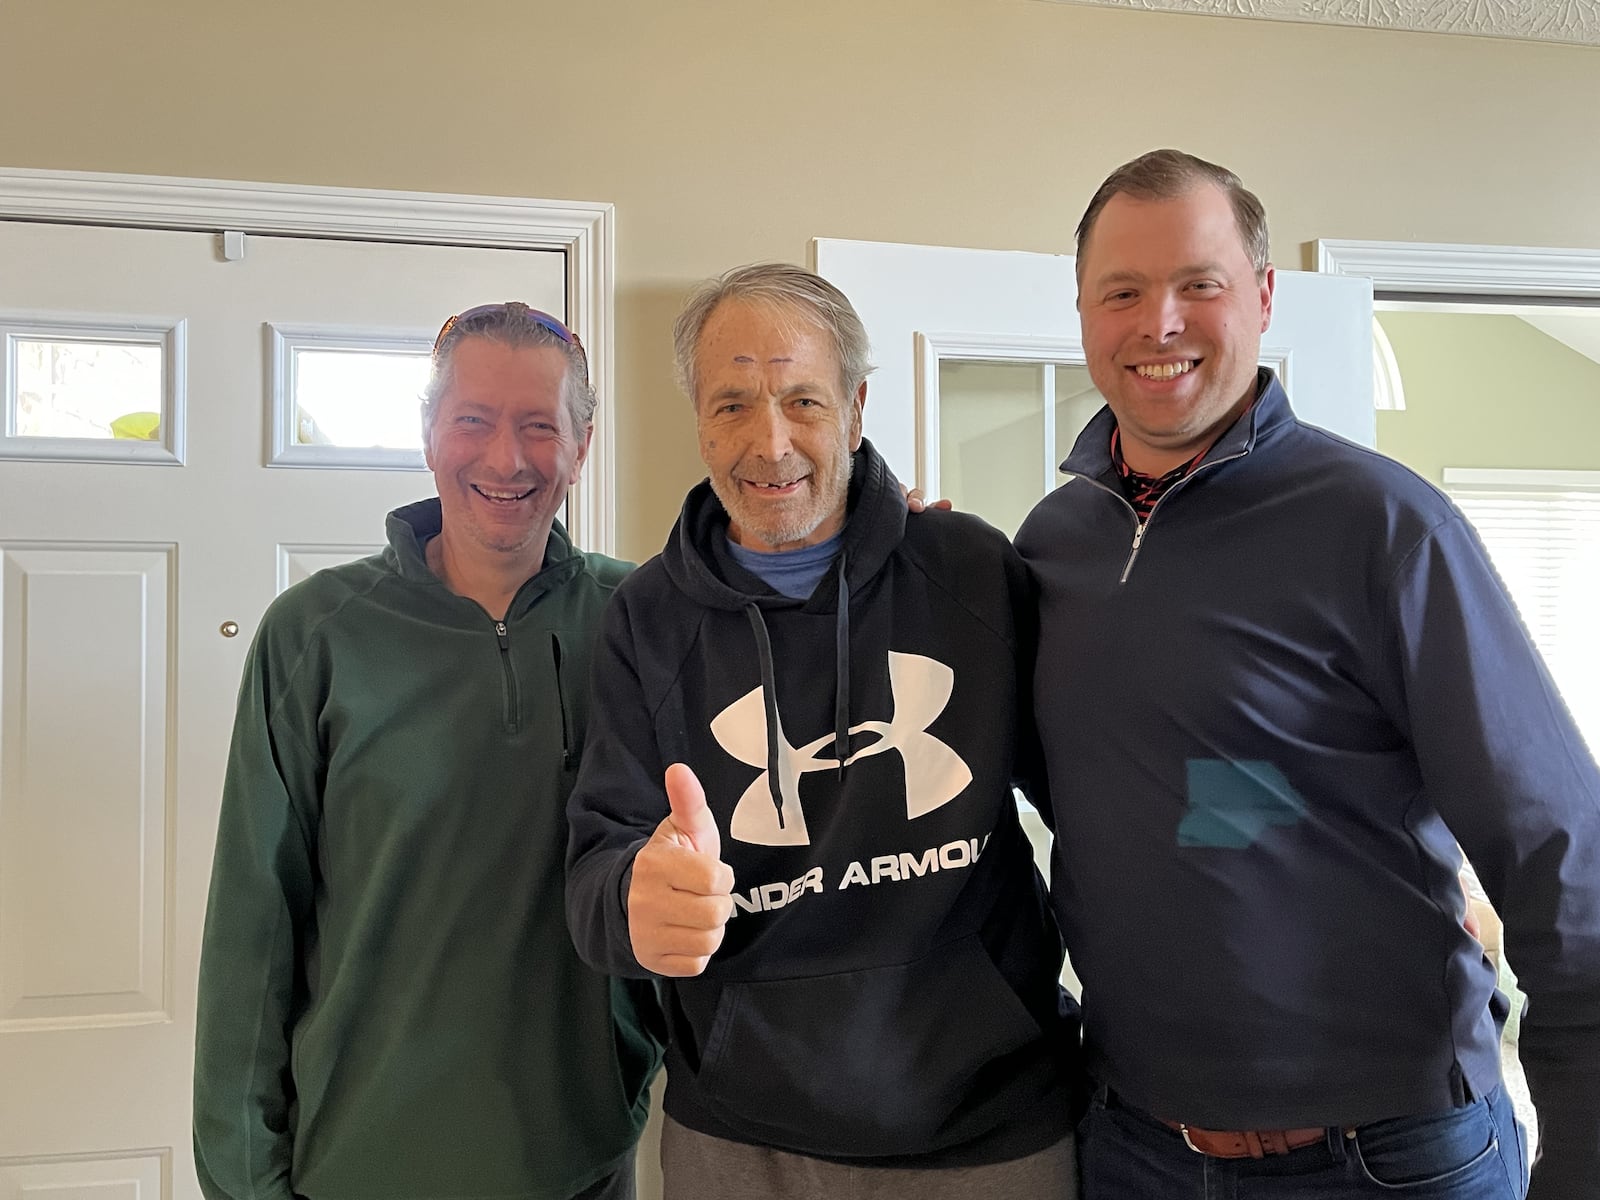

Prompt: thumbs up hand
xmin=627 ymin=763 xmax=735 ymax=977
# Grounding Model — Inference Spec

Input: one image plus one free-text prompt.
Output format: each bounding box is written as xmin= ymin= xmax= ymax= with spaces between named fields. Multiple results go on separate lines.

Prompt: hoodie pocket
xmin=692 ymin=934 xmax=1044 ymax=1157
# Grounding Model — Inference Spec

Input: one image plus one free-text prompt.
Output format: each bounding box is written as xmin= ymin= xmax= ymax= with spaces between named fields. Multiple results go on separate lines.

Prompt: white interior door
xmin=0 ymin=221 xmax=563 ymax=1198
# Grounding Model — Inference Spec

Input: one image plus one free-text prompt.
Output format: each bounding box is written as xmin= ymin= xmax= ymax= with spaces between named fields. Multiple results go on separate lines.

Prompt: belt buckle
xmin=1177 ymin=1124 xmax=1205 ymax=1154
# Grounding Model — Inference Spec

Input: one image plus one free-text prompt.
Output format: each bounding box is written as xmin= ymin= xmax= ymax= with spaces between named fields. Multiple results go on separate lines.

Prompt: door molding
xmin=0 ymin=167 xmax=617 ymax=553
xmin=1316 ymin=239 xmax=1600 ymax=300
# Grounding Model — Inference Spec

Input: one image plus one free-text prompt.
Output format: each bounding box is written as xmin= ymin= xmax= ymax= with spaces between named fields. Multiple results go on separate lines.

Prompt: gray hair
xmin=1075 ymin=148 xmax=1270 ymax=280
xmin=672 ymin=263 xmax=875 ymax=402
xmin=421 ymin=302 xmax=597 ymax=437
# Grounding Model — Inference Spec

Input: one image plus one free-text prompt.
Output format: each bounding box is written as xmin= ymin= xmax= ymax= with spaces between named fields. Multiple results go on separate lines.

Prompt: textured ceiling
xmin=1042 ymin=0 xmax=1600 ymax=48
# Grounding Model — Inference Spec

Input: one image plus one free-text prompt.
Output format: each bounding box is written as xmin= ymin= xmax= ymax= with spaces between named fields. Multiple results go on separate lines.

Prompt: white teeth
xmin=1135 ymin=361 xmax=1195 ymax=380
xmin=474 ymin=485 xmax=532 ymax=501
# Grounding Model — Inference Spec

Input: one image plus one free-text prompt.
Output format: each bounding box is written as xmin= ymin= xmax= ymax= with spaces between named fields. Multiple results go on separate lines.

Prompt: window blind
xmin=1446 ymin=473 xmax=1600 ymax=755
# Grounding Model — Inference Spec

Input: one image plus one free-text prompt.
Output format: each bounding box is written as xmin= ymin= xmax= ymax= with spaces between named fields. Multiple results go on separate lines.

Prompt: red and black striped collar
xmin=1109 ymin=426 xmax=1208 ymax=522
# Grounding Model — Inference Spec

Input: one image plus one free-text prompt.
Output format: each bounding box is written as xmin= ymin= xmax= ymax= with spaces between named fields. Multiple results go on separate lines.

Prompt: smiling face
xmin=1077 ymin=184 xmax=1275 ymax=475
xmin=424 ymin=336 xmax=590 ymax=568
xmin=692 ymin=299 xmax=865 ymax=552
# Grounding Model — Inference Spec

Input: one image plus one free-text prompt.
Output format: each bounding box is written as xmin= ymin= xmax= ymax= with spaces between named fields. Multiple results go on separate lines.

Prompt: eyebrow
xmin=1093 ymin=263 xmax=1227 ymax=288
xmin=708 ymin=380 xmax=829 ymax=401
xmin=730 ymin=354 xmax=795 ymax=364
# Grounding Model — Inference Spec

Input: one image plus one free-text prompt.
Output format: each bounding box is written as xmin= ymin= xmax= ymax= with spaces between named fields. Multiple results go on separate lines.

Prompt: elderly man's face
xmin=424 ymin=337 xmax=590 ymax=562
xmin=692 ymin=300 xmax=865 ymax=552
xmin=1077 ymin=184 xmax=1274 ymax=475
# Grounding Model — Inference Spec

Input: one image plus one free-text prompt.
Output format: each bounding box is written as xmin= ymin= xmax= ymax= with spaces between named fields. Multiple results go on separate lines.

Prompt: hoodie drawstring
xmin=833 ymin=551 xmax=850 ymax=781
xmin=742 ymin=549 xmax=854 ymax=829
xmin=744 ymin=604 xmax=786 ymax=830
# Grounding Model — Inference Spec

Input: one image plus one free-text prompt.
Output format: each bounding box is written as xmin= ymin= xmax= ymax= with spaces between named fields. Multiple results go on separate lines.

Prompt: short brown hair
xmin=1075 ymin=149 xmax=1270 ymax=280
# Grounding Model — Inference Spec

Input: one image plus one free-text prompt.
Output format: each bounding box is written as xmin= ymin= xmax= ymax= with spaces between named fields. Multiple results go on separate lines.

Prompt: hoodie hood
xmin=661 ymin=438 xmax=907 ymax=612
xmin=659 ymin=438 xmax=908 ymax=835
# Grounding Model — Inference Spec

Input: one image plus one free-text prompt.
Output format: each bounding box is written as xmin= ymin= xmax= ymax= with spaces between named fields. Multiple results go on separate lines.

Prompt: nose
xmin=483 ymin=421 xmax=529 ymax=477
xmin=749 ymin=402 xmax=794 ymax=461
xmin=1137 ymin=288 xmax=1185 ymax=343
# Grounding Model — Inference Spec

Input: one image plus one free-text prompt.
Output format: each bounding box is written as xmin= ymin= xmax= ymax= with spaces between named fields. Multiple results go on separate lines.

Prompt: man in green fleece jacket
xmin=193 ymin=303 xmax=660 ymax=1200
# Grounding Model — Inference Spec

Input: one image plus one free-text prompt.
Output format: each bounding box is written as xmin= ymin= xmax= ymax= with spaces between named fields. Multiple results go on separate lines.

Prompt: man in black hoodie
xmin=566 ymin=264 xmax=1080 ymax=1198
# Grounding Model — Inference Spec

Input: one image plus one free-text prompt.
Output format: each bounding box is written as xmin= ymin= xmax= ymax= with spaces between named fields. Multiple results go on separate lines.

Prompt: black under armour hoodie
xmin=566 ymin=440 xmax=1079 ymax=1166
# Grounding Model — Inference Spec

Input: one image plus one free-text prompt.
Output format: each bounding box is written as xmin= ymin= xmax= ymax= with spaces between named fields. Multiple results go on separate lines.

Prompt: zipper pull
xmin=495 ymin=621 xmax=509 ymax=651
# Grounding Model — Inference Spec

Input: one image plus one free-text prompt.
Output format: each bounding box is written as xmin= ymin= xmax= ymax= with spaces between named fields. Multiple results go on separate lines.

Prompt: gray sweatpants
xmin=660 ymin=1115 xmax=1078 ymax=1200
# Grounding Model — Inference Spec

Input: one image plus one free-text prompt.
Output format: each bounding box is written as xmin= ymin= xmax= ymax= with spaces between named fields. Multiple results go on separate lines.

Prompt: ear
xmin=569 ymin=423 xmax=594 ymax=486
xmin=1258 ymin=264 xmax=1276 ymax=334
xmin=848 ymin=381 xmax=867 ymax=451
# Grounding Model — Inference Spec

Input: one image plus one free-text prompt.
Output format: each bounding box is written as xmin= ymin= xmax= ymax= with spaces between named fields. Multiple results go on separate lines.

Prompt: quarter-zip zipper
xmin=551 ymin=633 xmax=573 ymax=769
xmin=494 ymin=620 xmax=520 ymax=734
xmin=1068 ymin=443 xmax=1250 ymax=583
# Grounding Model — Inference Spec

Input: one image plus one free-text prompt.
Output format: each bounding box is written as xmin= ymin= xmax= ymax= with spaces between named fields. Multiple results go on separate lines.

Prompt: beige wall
xmin=1376 ymin=312 xmax=1600 ymax=480
xmin=3 ymin=0 xmax=1598 ymax=560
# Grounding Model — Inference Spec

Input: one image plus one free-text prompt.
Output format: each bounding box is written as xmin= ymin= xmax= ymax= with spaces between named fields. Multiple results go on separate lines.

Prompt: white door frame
xmin=0 ymin=167 xmax=618 ymax=554
xmin=1316 ymin=239 xmax=1600 ymax=300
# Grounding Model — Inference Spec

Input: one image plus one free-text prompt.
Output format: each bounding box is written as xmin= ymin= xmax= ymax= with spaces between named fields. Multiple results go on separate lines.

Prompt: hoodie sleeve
xmin=566 ymin=589 xmax=669 ymax=980
xmin=192 ymin=616 xmax=322 ymax=1200
xmin=1007 ymin=543 xmax=1053 ymax=831
xmin=1384 ymin=514 xmax=1600 ymax=1199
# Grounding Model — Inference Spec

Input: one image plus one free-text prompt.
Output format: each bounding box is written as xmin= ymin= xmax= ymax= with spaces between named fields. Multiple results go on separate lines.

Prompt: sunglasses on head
xmin=432 ymin=302 xmax=583 ymax=357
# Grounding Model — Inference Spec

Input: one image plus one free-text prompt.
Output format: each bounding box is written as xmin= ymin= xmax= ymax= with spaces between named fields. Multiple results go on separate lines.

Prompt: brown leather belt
xmin=1161 ymin=1120 xmax=1331 ymax=1159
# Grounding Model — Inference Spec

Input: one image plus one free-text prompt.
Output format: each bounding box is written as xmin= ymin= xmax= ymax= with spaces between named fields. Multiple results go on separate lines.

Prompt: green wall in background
xmin=1375 ymin=312 xmax=1600 ymax=482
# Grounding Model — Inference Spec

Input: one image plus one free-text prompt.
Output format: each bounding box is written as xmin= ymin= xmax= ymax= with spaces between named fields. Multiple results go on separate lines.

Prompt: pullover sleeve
xmin=565 ymin=590 xmax=667 ymax=980
xmin=192 ymin=621 xmax=322 ymax=1200
xmin=1383 ymin=515 xmax=1600 ymax=1198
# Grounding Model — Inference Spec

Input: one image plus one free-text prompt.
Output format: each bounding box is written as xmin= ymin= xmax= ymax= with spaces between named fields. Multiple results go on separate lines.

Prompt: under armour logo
xmin=710 ymin=651 xmax=973 ymax=847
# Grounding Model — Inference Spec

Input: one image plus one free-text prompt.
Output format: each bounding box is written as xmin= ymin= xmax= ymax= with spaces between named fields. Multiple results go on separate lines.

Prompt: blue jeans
xmin=1079 ymin=1085 xmax=1528 ymax=1198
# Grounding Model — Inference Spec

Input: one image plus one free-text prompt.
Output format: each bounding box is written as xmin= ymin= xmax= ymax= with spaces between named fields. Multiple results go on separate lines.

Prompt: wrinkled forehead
xmin=697 ymin=299 xmax=844 ymax=387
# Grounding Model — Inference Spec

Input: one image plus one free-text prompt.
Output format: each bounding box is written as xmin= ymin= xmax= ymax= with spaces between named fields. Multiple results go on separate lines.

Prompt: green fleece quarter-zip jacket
xmin=194 ymin=498 xmax=660 ymax=1200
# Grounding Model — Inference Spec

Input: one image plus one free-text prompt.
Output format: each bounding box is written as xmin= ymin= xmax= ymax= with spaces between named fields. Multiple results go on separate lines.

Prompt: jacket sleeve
xmin=565 ymin=589 xmax=668 ymax=980
xmin=192 ymin=619 xmax=321 ymax=1200
xmin=1384 ymin=514 xmax=1600 ymax=1199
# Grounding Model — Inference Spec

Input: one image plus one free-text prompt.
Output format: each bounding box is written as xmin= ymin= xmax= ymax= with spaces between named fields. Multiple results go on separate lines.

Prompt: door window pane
xmin=3 ymin=317 xmax=183 ymax=464
xmin=14 ymin=338 xmax=164 ymax=439
xmin=268 ymin=325 xmax=433 ymax=469
xmin=936 ymin=358 xmax=1103 ymax=537
xmin=293 ymin=348 xmax=430 ymax=450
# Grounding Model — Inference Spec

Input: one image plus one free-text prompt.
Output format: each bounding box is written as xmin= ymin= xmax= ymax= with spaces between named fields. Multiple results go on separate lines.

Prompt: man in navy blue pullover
xmin=1017 ymin=148 xmax=1600 ymax=1198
